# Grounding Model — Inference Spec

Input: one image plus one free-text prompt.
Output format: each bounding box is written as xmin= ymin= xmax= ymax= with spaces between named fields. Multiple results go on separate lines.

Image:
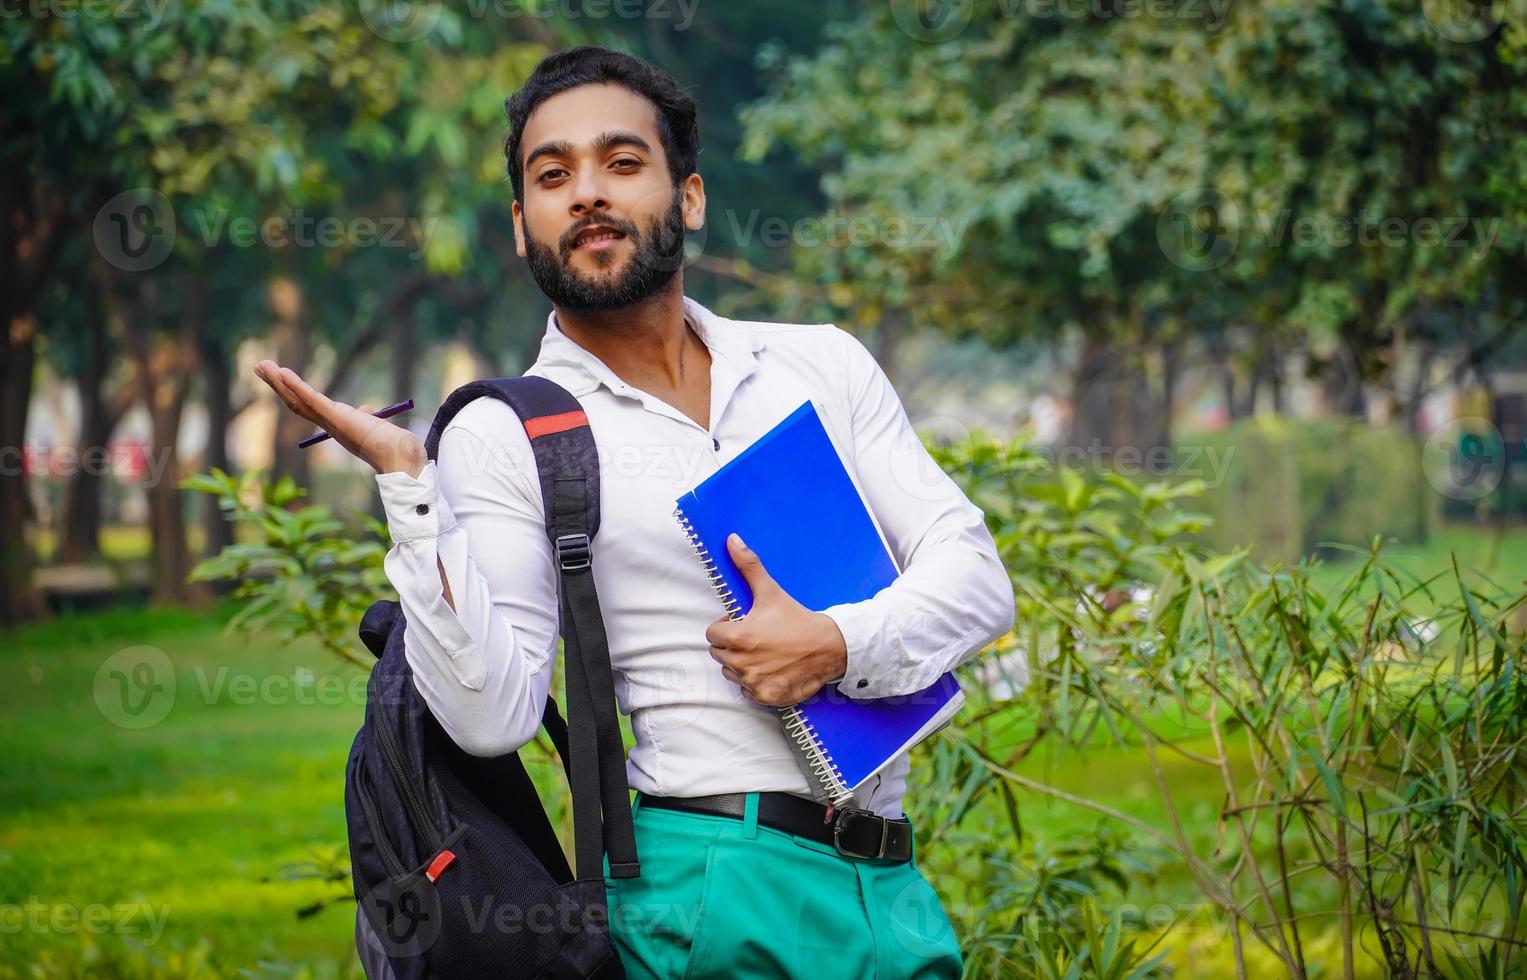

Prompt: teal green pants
xmin=602 ymin=793 xmax=963 ymax=979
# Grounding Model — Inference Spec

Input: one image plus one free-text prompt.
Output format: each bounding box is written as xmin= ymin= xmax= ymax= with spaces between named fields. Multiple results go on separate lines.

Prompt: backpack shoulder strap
xmin=423 ymin=376 xmax=639 ymax=881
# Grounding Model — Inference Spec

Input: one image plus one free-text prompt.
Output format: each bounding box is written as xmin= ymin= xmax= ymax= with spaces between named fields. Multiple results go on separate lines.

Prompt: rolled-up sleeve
xmin=820 ymin=329 xmax=1015 ymax=699
xmin=374 ymin=400 xmax=559 ymax=756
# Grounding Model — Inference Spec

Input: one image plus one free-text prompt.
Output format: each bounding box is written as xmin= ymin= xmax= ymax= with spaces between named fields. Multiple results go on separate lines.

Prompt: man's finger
xmin=255 ymin=362 xmax=318 ymax=424
xmin=278 ymin=367 xmax=337 ymax=422
xmin=726 ymin=533 xmax=780 ymax=601
xmin=704 ymin=618 xmax=735 ymax=649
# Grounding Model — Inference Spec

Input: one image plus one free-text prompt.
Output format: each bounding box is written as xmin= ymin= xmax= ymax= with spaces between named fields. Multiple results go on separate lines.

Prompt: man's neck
xmin=552 ymin=280 xmax=708 ymax=392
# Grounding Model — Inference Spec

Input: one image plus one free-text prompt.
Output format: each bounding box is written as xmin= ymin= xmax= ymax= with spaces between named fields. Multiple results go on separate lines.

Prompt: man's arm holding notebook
xmin=820 ymin=329 xmax=1016 ymax=700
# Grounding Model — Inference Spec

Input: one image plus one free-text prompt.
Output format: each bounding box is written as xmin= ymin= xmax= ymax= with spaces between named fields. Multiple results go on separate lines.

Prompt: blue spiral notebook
xmin=674 ymin=400 xmax=965 ymax=805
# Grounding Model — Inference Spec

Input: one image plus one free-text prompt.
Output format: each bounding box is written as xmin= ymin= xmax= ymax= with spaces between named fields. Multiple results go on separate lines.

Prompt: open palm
xmin=253 ymin=361 xmax=426 ymax=477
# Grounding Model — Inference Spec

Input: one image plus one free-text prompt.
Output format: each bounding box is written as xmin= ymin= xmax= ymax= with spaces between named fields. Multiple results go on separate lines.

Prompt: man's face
xmin=512 ymin=83 xmax=704 ymax=314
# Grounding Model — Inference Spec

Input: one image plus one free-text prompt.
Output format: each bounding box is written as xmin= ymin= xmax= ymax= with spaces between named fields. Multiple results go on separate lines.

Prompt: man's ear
xmin=511 ymin=199 xmax=527 ymax=258
xmin=680 ymin=172 xmax=706 ymax=233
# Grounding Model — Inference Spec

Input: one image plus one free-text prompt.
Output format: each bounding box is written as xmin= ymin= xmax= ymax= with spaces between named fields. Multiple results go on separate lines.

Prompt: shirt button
xmin=856 ymin=679 xmax=868 ymax=689
xmin=712 ymin=437 xmax=720 ymax=451
xmin=415 ymin=503 xmax=430 ymax=516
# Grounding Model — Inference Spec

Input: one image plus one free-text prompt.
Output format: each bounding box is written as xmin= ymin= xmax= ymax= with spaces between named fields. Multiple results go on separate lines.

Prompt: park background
xmin=3 ymin=0 xmax=1525 ymax=976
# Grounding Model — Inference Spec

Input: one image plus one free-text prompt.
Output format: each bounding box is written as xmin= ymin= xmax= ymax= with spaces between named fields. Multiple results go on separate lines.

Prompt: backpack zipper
xmin=355 ymin=756 xmax=407 ymax=878
xmin=371 ymin=702 xmax=444 ymax=854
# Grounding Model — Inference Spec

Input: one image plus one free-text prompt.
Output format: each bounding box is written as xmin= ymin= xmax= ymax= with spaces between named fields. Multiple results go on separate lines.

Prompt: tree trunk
xmin=96 ymin=259 xmax=208 ymax=606
xmin=0 ymin=172 xmax=69 ymax=627
xmin=1 ymin=312 xmax=46 ymax=625
xmin=1268 ymin=340 xmax=1286 ymax=415
xmin=1066 ymin=314 xmax=1172 ymax=466
xmin=198 ymin=330 xmax=235 ymax=557
xmin=874 ymin=308 xmax=908 ymax=390
xmin=392 ymin=305 xmax=417 ymax=404
xmin=58 ymin=307 xmax=132 ymax=563
xmin=268 ymin=276 xmax=313 ymax=491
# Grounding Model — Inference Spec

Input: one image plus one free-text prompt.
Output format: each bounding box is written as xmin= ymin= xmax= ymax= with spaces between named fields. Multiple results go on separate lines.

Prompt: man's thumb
xmin=727 ymin=533 xmax=778 ymax=598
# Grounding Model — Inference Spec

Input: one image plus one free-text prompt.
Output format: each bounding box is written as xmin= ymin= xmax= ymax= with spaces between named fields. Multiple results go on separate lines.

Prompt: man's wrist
xmin=813 ymin=612 xmax=848 ymax=685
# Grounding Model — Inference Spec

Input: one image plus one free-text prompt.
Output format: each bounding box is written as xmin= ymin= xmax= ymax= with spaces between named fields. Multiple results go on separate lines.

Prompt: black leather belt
xmin=636 ymin=791 xmax=914 ymax=863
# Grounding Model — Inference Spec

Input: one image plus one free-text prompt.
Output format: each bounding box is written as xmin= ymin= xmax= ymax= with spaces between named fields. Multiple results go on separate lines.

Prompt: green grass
xmin=1305 ymin=524 xmax=1527 ymax=607
xmin=0 ymin=604 xmax=368 ymax=978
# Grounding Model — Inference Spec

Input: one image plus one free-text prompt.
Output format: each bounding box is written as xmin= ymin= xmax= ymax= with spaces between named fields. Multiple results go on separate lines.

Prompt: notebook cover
xmin=674 ymin=400 xmax=963 ymax=799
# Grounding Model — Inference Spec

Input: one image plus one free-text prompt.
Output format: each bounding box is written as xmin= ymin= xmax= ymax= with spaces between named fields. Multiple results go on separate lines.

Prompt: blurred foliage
xmin=740 ymin=0 xmax=1526 ymax=406
xmin=1180 ymin=418 xmax=1437 ymax=563
xmin=919 ymin=432 xmax=1527 ymax=977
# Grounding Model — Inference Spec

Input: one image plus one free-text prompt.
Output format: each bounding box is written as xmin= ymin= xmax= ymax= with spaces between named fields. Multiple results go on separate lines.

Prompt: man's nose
xmin=570 ymin=167 xmax=609 ymax=215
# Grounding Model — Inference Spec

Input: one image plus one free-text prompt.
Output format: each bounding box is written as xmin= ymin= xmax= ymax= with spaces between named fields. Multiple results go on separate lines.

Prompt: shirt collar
xmin=531 ymin=295 xmax=765 ymax=399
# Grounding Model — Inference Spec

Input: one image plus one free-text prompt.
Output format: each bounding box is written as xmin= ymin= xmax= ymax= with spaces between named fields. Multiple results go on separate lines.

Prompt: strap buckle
xmin=554 ymin=532 xmax=592 ymax=572
xmin=832 ymin=807 xmax=890 ymax=860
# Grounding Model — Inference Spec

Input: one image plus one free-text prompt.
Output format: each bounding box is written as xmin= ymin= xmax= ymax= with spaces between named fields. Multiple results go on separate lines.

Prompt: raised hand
xmin=253 ymin=361 xmax=427 ymax=477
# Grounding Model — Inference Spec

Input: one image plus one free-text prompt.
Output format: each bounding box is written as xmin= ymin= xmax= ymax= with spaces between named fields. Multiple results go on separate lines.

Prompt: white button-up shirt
xmin=374 ymin=296 xmax=1014 ymax=817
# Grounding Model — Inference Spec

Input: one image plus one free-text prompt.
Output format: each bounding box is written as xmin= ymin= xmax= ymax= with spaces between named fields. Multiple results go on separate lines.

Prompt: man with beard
xmin=254 ymin=46 xmax=1012 ymax=979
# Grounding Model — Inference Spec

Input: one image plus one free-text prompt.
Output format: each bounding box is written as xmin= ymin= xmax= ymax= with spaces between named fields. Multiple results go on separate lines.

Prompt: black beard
xmin=522 ymin=192 xmax=687 ymax=315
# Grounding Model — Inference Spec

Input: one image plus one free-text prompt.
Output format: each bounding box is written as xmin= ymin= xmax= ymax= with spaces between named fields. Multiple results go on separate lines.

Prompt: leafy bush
xmin=183 ymin=469 xmax=393 ymax=670
xmin=922 ymin=432 xmax=1527 ymax=978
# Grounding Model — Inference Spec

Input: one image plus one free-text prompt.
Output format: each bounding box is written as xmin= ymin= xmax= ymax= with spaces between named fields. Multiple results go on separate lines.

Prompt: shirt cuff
xmin=822 ymin=598 xmax=897 ymax=699
xmin=375 ymin=460 xmax=458 ymax=544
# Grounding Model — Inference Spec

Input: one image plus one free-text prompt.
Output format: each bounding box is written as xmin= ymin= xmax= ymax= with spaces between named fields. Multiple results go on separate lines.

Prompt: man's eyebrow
xmin=523 ymin=131 xmax=654 ymax=172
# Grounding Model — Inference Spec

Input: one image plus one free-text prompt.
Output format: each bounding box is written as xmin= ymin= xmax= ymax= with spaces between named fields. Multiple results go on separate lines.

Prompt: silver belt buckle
xmin=832 ymin=806 xmax=888 ymax=860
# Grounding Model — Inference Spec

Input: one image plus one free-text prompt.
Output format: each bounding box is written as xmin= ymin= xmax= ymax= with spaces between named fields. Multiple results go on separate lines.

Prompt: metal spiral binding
xmin=780 ymin=705 xmax=853 ymax=804
xmin=674 ymin=508 xmax=744 ymax=620
xmin=675 ymin=506 xmax=852 ymax=805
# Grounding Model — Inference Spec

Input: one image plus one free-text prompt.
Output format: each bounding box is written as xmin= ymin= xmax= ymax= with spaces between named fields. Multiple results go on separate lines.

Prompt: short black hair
xmin=503 ymin=45 xmax=700 ymax=203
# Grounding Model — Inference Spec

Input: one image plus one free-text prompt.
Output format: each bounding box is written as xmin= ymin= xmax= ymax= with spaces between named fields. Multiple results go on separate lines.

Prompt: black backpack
xmin=346 ymin=376 xmax=640 ymax=979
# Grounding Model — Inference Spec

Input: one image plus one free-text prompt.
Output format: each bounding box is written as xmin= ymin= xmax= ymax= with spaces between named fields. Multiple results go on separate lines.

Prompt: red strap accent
xmin=424 ymin=849 xmax=456 ymax=884
xmin=523 ymin=410 xmax=589 ymax=439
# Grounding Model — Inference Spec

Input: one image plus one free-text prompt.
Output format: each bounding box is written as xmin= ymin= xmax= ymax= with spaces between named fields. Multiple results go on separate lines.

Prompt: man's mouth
xmin=571 ymin=226 xmax=627 ymax=251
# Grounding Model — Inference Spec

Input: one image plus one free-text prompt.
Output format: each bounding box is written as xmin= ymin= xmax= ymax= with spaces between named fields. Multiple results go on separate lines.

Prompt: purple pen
xmin=298 ymin=398 xmax=415 ymax=449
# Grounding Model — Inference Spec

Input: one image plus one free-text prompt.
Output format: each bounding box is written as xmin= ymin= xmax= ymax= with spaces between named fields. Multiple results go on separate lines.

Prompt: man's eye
xmin=612 ymin=159 xmax=641 ymax=170
xmin=538 ymin=168 xmax=567 ymax=183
